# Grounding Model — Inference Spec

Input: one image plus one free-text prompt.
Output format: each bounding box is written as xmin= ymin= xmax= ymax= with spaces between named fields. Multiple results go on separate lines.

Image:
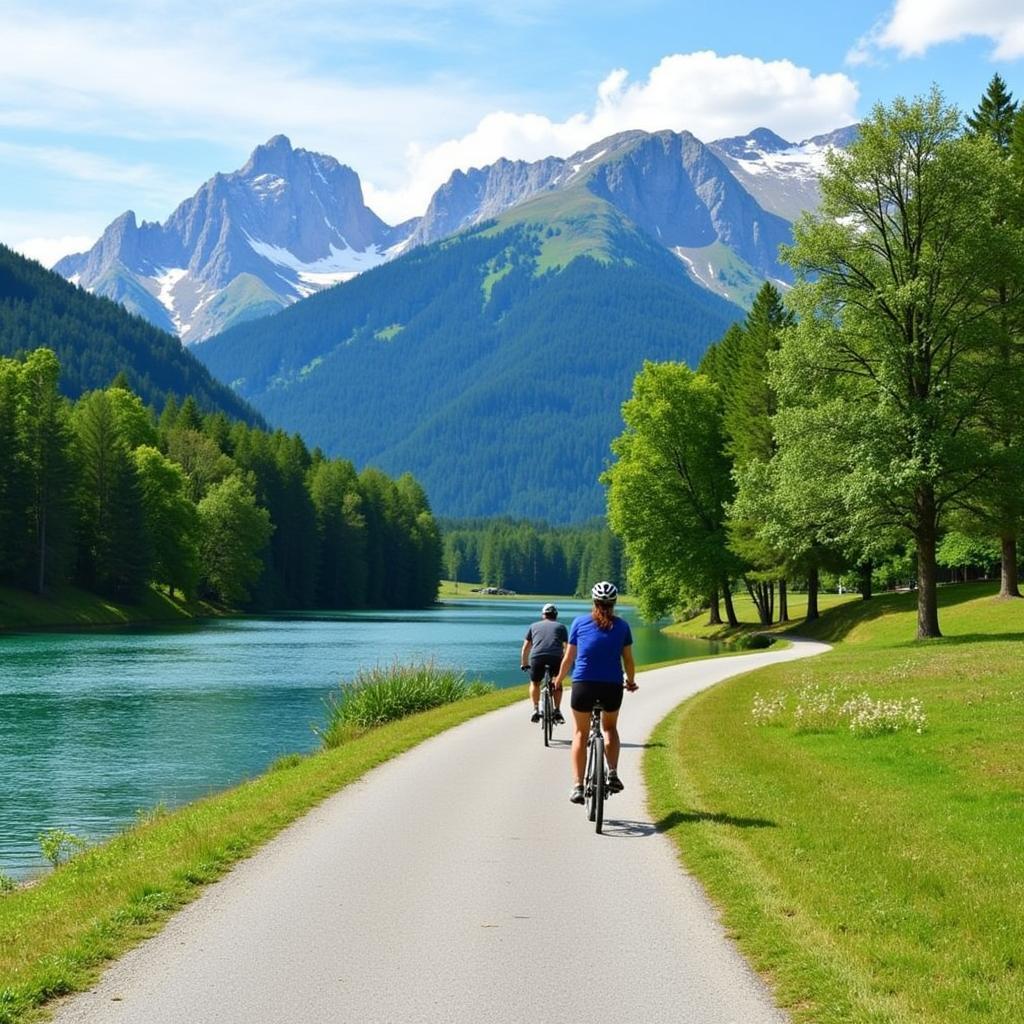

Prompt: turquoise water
xmin=0 ymin=599 xmax=716 ymax=878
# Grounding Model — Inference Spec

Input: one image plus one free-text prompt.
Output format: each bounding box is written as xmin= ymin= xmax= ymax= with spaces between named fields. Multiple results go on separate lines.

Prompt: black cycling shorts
xmin=570 ymin=680 xmax=623 ymax=713
xmin=529 ymin=654 xmax=562 ymax=684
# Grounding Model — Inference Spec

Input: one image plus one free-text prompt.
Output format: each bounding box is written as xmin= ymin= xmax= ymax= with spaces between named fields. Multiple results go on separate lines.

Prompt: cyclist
xmin=520 ymin=603 xmax=568 ymax=725
xmin=553 ymin=581 xmax=637 ymax=804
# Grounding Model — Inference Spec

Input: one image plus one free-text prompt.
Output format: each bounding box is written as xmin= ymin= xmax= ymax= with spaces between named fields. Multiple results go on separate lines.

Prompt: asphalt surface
xmin=51 ymin=639 xmax=828 ymax=1024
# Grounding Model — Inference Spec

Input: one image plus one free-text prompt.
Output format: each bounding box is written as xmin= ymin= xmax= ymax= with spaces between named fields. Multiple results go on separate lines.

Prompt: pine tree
xmin=967 ymin=73 xmax=1018 ymax=151
xmin=19 ymin=349 xmax=75 ymax=594
xmin=0 ymin=357 xmax=30 ymax=583
xmin=72 ymin=389 xmax=151 ymax=598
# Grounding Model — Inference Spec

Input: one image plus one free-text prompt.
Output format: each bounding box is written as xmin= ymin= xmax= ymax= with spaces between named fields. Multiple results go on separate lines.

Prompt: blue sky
xmin=2 ymin=0 xmax=1023 ymax=265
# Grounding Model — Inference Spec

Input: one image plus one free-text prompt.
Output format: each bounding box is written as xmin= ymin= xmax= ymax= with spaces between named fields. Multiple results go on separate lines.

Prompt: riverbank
xmin=647 ymin=581 xmax=1024 ymax=1024
xmin=0 ymin=584 xmax=221 ymax=633
xmin=437 ymin=579 xmax=635 ymax=606
xmin=0 ymin=685 xmax=524 ymax=1024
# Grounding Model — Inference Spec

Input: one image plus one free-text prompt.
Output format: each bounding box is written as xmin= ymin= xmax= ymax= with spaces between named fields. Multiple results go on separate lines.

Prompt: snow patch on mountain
xmin=154 ymin=267 xmax=188 ymax=333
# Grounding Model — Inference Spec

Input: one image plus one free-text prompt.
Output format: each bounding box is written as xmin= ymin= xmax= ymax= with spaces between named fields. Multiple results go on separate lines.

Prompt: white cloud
xmin=12 ymin=235 xmax=97 ymax=269
xmin=365 ymin=52 xmax=859 ymax=222
xmin=860 ymin=0 xmax=1024 ymax=60
xmin=0 ymin=10 xmax=486 ymax=155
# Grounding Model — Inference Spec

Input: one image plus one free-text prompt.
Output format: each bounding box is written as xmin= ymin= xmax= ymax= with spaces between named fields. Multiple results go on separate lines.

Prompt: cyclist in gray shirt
xmin=521 ymin=603 xmax=568 ymax=725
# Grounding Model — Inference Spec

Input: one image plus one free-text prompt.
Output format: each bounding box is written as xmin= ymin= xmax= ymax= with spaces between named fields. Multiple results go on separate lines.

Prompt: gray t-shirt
xmin=525 ymin=619 xmax=568 ymax=658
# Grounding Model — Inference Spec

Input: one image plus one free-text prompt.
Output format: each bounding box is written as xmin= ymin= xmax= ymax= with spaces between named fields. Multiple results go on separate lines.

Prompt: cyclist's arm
xmin=553 ymin=643 xmax=576 ymax=688
xmin=520 ymin=637 xmax=532 ymax=669
xmin=622 ymin=645 xmax=637 ymax=690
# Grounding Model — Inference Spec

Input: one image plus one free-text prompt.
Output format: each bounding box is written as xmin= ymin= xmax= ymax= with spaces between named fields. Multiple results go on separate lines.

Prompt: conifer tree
xmin=19 ymin=349 xmax=75 ymax=594
xmin=967 ymin=73 xmax=1018 ymax=151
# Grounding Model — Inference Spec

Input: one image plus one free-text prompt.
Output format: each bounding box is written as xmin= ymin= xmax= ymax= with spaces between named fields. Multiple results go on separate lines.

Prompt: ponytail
xmin=591 ymin=601 xmax=615 ymax=631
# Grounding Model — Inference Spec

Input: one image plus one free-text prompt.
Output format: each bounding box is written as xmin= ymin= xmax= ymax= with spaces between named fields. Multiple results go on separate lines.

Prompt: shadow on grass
xmin=656 ymin=809 xmax=777 ymax=831
xmin=787 ymin=581 xmax=1003 ymax=645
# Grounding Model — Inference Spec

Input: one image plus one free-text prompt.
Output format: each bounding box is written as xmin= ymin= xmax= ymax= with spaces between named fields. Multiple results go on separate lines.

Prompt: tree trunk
xmin=36 ymin=504 xmax=47 ymax=595
xmin=721 ymin=578 xmax=738 ymax=627
xmin=999 ymin=533 xmax=1021 ymax=599
xmin=858 ymin=561 xmax=873 ymax=600
xmin=915 ymin=491 xmax=942 ymax=638
xmin=746 ymin=579 xmax=772 ymax=625
xmin=707 ymin=585 xmax=722 ymax=625
xmin=778 ymin=579 xmax=789 ymax=621
xmin=806 ymin=564 xmax=820 ymax=622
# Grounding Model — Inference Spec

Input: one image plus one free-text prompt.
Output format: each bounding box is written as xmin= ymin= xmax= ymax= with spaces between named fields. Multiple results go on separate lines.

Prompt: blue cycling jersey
xmin=568 ymin=614 xmax=632 ymax=683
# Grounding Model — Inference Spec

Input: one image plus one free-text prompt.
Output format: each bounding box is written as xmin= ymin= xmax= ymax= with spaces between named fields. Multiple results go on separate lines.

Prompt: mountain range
xmin=55 ymin=124 xmax=854 ymax=342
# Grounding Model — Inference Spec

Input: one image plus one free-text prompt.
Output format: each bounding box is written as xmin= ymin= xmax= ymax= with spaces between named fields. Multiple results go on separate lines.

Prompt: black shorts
xmin=529 ymin=654 xmax=562 ymax=683
xmin=570 ymin=681 xmax=623 ymax=713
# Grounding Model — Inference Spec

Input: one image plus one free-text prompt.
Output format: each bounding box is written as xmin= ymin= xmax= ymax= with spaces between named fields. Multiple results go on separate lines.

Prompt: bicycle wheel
xmin=592 ymin=735 xmax=605 ymax=833
xmin=541 ymin=686 xmax=552 ymax=748
xmin=585 ymin=738 xmax=598 ymax=821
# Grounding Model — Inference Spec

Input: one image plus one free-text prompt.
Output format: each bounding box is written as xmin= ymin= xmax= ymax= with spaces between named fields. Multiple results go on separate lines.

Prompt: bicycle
xmin=539 ymin=666 xmax=556 ymax=747
xmin=583 ymin=699 xmax=608 ymax=833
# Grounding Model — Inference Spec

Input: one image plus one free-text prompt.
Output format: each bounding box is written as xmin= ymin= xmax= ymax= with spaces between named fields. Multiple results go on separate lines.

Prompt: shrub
xmin=38 ymin=829 xmax=88 ymax=867
xmin=0 ymin=872 xmax=15 ymax=895
xmin=733 ymin=633 xmax=774 ymax=650
xmin=318 ymin=661 xmax=494 ymax=747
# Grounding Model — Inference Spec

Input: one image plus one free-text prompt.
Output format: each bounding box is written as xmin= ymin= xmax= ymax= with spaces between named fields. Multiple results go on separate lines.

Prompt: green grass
xmin=489 ymin=187 xmax=624 ymax=272
xmin=0 ymin=583 xmax=219 ymax=632
xmin=373 ymin=323 xmax=403 ymax=341
xmin=0 ymin=686 xmax=523 ymax=1024
xmin=666 ymin=589 xmax=859 ymax=642
xmin=647 ymin=581 xmax=1024 ymax=1024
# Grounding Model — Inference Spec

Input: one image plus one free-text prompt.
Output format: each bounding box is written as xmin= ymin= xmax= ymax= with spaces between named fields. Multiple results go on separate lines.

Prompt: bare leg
xmin=602 ymin=709 xmax=621 ymax=770
xmin=553 ymin=683 xmax=563 ymax=710
xmin=529 ymin=681 xmax=539 ymax=708
xmin=571 ymin=709 xmax=590 ymax=785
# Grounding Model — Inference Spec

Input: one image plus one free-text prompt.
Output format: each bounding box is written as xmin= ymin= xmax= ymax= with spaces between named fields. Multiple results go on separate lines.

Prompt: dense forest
xmin=196 ymin=208 xmax=743 ymax=520
xmin=440 ymin=518 xmax=624 ymax=596
xmin=0 ymin=348 xmax=441 ymax=610
xmin=0 ymin=243 xmax=258 ymax=424
xmin=606 ymin=80 xmax=1024 ymax=638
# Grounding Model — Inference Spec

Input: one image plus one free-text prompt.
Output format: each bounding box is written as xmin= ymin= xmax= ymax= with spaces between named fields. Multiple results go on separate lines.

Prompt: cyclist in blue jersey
xmin=553 ymin=581 xmax=637 ymax=804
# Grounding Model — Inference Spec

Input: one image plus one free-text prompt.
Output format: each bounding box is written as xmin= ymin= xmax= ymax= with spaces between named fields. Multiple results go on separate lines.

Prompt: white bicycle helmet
xmin=591 ymin=581 xmax=618 ymax=602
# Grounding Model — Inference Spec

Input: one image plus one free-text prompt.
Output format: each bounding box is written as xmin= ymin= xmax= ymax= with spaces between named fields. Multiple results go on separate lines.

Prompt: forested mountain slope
xmin=0 ymin=244 xmax=260 ymax=422
xmin=196 ymin=190 xmax=743 ymax=520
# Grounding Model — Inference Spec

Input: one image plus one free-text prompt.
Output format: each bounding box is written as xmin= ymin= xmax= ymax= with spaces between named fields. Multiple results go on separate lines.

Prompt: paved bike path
xmin=53 ymin=639 xmax=829 ymax=1024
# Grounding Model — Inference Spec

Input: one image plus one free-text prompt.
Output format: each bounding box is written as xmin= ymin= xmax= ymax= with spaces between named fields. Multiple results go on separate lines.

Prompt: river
xmin=0 ymin=599 xmax=716 ymax=878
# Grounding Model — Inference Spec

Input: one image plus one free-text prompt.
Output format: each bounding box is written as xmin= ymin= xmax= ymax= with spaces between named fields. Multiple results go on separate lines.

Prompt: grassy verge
xmin=0 ymin=686 xmax=522 ymax=1024
xmin=0 ymin=583 xmax=221 ymax=632
xmin=647 ymin=581 xmax=1024 ymax=1024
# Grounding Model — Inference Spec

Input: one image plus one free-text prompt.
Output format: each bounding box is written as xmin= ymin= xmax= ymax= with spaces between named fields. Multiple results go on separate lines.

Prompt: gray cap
xmin=541 ymin=603 xmax=557 ymax=616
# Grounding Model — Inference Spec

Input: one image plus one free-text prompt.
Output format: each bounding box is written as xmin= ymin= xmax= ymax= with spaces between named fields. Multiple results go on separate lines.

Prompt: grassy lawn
xmin=0 ymin=687 xmax=522 ymax=1024
xmin=0 ymin=583 xmax=219 ymax=632
xmin=666 ymin=589 xmax=861 ymax=641
xmin=647 ymin=581 xmax=1024 ymax=1024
